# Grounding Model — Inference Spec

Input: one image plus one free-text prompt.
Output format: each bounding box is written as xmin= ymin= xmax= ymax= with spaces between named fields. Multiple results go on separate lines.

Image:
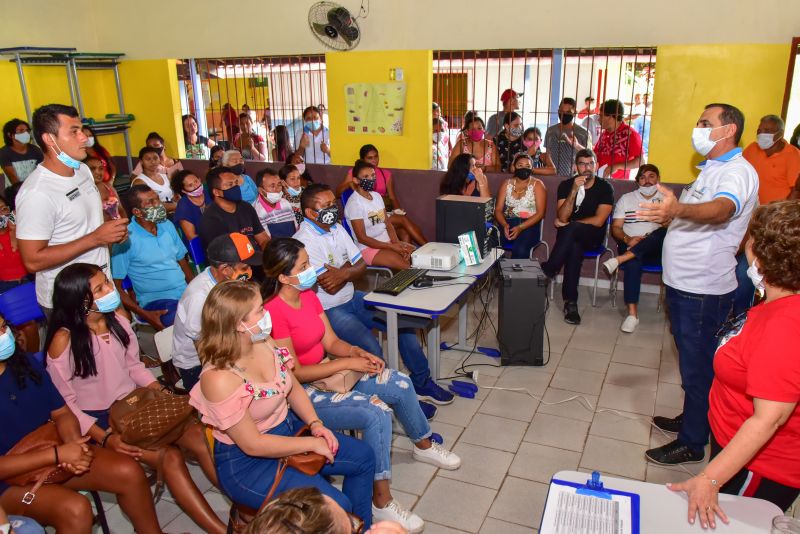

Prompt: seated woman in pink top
xmin=335 ymin=144 xmax=427 ymax=246
xmin=188 ymin=280 xmax=375 ymax=528
xmin=44 ymin=263 xmax=226 ymax=534
xmin=262 ymin=238 xmax=461 ymax=534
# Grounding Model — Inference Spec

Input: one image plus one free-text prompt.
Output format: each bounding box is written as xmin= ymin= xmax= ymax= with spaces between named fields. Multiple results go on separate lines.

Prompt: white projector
xmin=411 ymin=242 xmax=462 ymax=271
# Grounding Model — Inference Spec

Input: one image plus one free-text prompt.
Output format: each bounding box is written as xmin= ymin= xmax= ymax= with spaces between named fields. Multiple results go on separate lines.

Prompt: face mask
xmin=691 ymin=126 xmax=726 ymax=156
xmin=576 ymin=185 xmax=586 ymax=208
xmin=510 ymin=127 xmax=524 ymax=137
xmin=468 ymin=130 xmax=484 ymax=142
xmin=756 ymin=133 xmax=777 ymax=150
xmin=85 ymin=136 xmax=95 ymax=148
xmin=287 ymin=186 xmax=303 ymax=197
xmin=638 ymin=185 xmax=658 ymax=196
xmin=93 ymin=288 xmax=121 ymax=314
xmin=185 ymin=184 xmax=205 ymax=197
xmin=304 ymin=120 xmax=321 ymax=131
xmin=291 ymin=266 xmax=318 ymax=290
xmin=316 ymin=205 xmax=339 ymax=226
xmin=51 ymin=138 xmax=81 ymax=170
xmin=560 ymin=113 xmax=574 ymax=125
xmin=0 ymin=214 xmax=9 ymax=230
xmin=0 ymin=329 xmax=15 ymax=361
xmin=229 ymin=163 xmax=245 ymax=176
xmin=359 ymin=178 xmax=376 ymax=192
xmin=14 ymin=132 xmax=30 ymax=144
xmin=513 ymin=168 xmax=532 ymax=179
xmin=222 ymin=185 xmax=243 ymax=202
xmin=467 ymin=172 xmax=476 ymax=182
xmin=433 ymin=132 xmax=442 ymax=143
xmin=265 ymin=191 xmax=283 ymax=204
xmin=522 ymin=139 xmax=534 ymax=149
xmin=746 ymin=259 xmax=766 ymax=297
xmin=155 ymin=146 xmax=164 ymax=155
xmin=141 ymin=204 xmax=167 ymax=224
xmin=243 ymin=311 xmax=272 ymax=343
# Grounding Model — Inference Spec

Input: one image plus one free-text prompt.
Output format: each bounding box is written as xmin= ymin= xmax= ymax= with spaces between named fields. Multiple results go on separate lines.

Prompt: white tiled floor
xmin=84 ymin=285 xmax=790 ymax=532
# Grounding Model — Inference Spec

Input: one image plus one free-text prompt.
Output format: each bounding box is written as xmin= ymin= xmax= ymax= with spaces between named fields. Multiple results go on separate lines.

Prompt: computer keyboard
xmin=373 ymin=268 xmax=427 ymax=296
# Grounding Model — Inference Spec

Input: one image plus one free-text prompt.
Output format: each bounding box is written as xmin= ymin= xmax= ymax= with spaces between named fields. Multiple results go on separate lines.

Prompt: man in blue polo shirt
xmin=111 ymin=185 xmax=194 ymax=330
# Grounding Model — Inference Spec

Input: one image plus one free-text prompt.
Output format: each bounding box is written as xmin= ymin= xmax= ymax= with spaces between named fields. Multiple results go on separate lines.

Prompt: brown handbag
xmin=228 ymin=425 xmax=327 ymax=532
xmin=310 ymin=357 xmax=364 ymax=393
xmin=109 ymin=387 xmax=195 ymax=450
xmin=3 ymin=421 xmax=73 ymax=504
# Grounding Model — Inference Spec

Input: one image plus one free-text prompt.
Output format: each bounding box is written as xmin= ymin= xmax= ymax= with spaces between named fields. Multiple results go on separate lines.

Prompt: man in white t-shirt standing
xmin=637 ymin=103 xmax=758 ymax=466
xmin=16 ymin=104 xmax=129 ymax=313
xmin=293 ymin=105 xmax=331 ymax=165
xmin=602 ymin=164 xmax=667 ymax=333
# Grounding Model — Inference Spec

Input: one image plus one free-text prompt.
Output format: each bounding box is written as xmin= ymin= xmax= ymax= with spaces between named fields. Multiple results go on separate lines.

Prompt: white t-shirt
xmin=662 ymin=149 xmax=759 ymax=295
xmin=613 ymin=188 xmax=665 ymax=237
xmin=15 ymin=163 xmax=109 ymax=307
xmin=293 ymin=219 xmax=362 ymax=310
xmin=344 ymin=191 xmax=390 ymax=251
xmin=134 ymin=173 xmax=173 ymax=203
xmin=171 ymin=267 xmax=217 ymax=370
xmin=292 ymin=127 xmax=331 ymax=165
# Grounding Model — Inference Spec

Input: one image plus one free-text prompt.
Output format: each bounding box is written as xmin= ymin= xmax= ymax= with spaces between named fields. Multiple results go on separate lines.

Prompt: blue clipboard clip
xmin=576 ymin=471 xmax=613 ymax=500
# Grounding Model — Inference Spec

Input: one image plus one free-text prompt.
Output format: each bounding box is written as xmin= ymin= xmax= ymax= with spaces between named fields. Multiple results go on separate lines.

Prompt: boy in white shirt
xmin=343 ymin=159 xmax=414 ymax=271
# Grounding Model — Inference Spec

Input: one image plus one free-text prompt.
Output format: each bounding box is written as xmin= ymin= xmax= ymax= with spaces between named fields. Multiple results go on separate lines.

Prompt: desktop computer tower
xmin=497 ymin=258 xmax=547 ymax=366
xmin=435 ymin=195 xmax=496 ymax=257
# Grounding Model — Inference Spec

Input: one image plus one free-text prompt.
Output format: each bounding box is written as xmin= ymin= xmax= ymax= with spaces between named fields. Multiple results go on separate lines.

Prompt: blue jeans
xmin=326 ymin=291 xmax=431 ymax=388
xmin=143 ymin=298 xmax=179 ymax=327
xmin=616 ymin=227 xmax=666 ymax=305
xmin=665 ymin=286 xmax=733 ymax=450
xmin=306 ymin=369 xmax=431 ymax=481
xmin=9 ymin=516 xmax=45 ymax=534
xmin=500 ymin=218 xmax=542 ymax=259
xmin=732 ymin=253 xmax=754 ymax=317
xmin=178 ymin=365 xmax=202 ymax=392
xmin=214 ymin=410 xmax=374 ymax=528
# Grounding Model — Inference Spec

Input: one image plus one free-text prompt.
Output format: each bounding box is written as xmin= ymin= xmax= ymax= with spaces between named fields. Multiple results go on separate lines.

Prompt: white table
xmin=363 ymin=248 xmax=503 ymax=379
xmin=544 ymin=470 xmax=783 ymax=533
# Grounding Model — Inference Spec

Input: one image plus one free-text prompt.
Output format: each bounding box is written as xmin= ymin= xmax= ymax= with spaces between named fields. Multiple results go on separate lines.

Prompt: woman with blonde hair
xmin=189 ymin=280 xmax=375 ymax=528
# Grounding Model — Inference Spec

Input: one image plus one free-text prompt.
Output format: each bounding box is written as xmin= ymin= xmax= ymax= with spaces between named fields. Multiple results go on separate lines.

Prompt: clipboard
xmin=540 ymin=472 xmax=641 ymax=534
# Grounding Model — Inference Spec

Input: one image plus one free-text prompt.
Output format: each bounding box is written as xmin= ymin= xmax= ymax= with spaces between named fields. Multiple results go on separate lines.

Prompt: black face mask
xmin=155 ymin=146 xmax=164 ymax=156
xmin=359 ymin=178 xmax=376 ymax=192
xmin=316 ymin=205 xmax=339 ymax=226
xmin=229 ymin=163 xmax=245 ymax=176
xmin=513 ymin=168 xmax=532 ymax=179
xmin=560 ymin=113 xmax=574 ymax=125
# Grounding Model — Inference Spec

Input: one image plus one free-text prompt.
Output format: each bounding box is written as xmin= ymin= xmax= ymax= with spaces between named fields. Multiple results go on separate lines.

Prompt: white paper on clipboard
xmin=540 ymin=480 xmax=634 ymax=534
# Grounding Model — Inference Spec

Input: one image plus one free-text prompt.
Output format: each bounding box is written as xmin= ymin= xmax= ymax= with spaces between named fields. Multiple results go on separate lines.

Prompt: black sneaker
xmin=564 ymin=302 xmax=581 ymax=325
xmin=645 ymin=439 xmax=705 ymax=466
xmin=653 ymin=413 xmax=683 ymax=434
xmin=418 ymin=401 xmax=437 ymax=421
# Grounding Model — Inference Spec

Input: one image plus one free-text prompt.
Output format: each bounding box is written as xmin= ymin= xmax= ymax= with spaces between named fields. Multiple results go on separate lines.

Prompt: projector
xmin=411 ymin=242 xmax=462 ymax=271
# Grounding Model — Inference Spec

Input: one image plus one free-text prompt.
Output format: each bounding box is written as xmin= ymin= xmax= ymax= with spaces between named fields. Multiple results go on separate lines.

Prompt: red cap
xmin=500 ymin=89 xmax=523 ymax=103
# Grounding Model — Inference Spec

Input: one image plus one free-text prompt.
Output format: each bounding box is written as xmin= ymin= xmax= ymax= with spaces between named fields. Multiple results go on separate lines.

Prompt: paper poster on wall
xmin=344 ymin=82 xmax=407 ymax=135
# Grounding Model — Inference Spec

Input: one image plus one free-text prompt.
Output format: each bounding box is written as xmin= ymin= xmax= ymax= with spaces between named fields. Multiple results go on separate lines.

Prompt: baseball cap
xmin=500 ymin=89 xmax=523 ymax=103
xmin=207 ymin=232 xmax=262 ymax=266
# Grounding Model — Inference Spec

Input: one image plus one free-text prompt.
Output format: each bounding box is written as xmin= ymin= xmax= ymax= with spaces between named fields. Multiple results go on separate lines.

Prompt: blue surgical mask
xmin=287 ymin=186 xmax=303 ymax=197
xmin=14 ymin=132 xmax=31 ymax=145
xmin=53 ymin=140 xmax=81 ymax=170
xmin=304 ymin=120 xmax=321 ymax=131
xmin=243 ymin=311 xmax=272 ymax=343
xmin=291 ymin=267 xmax=318 ymax=291
xmin=93 ymin=288 xmax=121 ymax=314
xmin=0 ymin=329 xmax=15 ymax=361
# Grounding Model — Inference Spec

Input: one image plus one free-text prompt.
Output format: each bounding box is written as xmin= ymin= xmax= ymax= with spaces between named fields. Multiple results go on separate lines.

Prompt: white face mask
xmin=756 ymin=132 xmax=777 ymax=150
xmin=639 ymin=185 xmax=657 ymax=196
xmin=242 ymin=311 xmax=272 ymax=343
xmin=85 ymin=136 xmax=95 ymax=148
xmin=14 ymin=132 xmax=31 ymax=144
xmin=691 ymin=126 xmax=726 ymax=156
xmin=575 ymin=185 xmax=586 ymax=208
xmin=265 ymin=191 xmax=283 ymax=204
xmin=746 ymin=258 xmax=766 ymax=297
xmin=295 ymin=163 xmax=306 ymax=175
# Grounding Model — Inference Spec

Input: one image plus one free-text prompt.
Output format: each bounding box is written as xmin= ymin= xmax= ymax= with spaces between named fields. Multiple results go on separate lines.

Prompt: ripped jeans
xmin=306 ymin=368 xmax=432 ymax=481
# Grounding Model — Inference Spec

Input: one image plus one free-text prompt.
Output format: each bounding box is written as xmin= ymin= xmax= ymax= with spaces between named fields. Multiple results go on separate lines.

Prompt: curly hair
xmin=748 ymin=200 xmax=800 ymax=291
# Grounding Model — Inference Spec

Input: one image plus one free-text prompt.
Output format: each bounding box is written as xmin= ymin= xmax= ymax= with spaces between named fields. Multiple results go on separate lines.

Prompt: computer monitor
xmin=435 ymin=195 xmax=496 ymax=257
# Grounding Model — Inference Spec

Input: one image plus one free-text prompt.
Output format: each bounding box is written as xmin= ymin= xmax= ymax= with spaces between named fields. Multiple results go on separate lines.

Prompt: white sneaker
xmin=372 ymin=500 xmax=424 ymax=533
xmin=621 ymin=315 xmax=639 ymax=333
xmin=603 ymin=257 xmax=620 ymax=275
xmin=412 ymin=442 xmax=461 ymax=470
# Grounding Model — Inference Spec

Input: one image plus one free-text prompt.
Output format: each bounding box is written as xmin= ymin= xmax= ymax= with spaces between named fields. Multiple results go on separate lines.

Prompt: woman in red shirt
xmin=669 ymin=200 xmax=800 ymax=528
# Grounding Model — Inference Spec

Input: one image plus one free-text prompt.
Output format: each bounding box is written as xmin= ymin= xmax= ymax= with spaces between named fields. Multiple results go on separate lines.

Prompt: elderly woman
xmin=219 ymin=149 xmax=259 ymax=204
xmin=668 ymin=200 xmax=800 ymax=529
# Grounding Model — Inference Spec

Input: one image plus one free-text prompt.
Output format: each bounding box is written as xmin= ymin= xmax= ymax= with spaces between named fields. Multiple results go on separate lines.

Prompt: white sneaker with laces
xmin=603 ymin=257 xmax=619 ymax=275
xmin=372 ymin=500 xmax=424 ymax=534
xmin=621 ymin=315 xmax=639 ymax=333
xmin=412 ymin=442 xmax=461 ymax=470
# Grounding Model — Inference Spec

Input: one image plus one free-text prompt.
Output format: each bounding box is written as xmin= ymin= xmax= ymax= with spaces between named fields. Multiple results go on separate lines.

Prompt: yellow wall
xmin=648 ymin=44 xmax=791 ymax=183
xmin=325 ymin=50 xmax=432 ymax=170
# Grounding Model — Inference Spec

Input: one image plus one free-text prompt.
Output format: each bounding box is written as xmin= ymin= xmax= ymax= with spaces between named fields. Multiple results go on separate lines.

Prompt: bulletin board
xmin=344 ymin=82 xmax=407 ymax=135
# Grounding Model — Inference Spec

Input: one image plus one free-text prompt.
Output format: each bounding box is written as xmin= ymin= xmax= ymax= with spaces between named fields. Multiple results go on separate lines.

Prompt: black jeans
xmin=542 ymin=221 xmax=605 ymax=303
xmin=615 ymin=227 xmax=667 ymax=305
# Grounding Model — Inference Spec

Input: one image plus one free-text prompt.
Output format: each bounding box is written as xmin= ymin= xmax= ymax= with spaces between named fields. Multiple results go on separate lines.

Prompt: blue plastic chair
xmin=188 ymin=236 xmax=207 ymax=274
xmin=0 ymin=282 xmax=45 ymax=326
xmin=582 ymin=216 xmax=614 ymax=307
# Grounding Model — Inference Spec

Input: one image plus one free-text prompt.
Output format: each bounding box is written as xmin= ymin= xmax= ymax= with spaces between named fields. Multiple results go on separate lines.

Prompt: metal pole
xmin=549 ymin=49 xmax=564 ymax=125
xmin=14 ymin=54 xmax=33 ymax=124
xmin=112 ymin=62 xmax=133 ymax=173
xmin=112 ymin=62 xmax=126 ymax=115
xmin=70 ymin=59 xmax=85 ymax=118
xmin=188 ymin=59 xmax=208 ymax=138
xmin=66 ymin=64 xmax=77 ymax=110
